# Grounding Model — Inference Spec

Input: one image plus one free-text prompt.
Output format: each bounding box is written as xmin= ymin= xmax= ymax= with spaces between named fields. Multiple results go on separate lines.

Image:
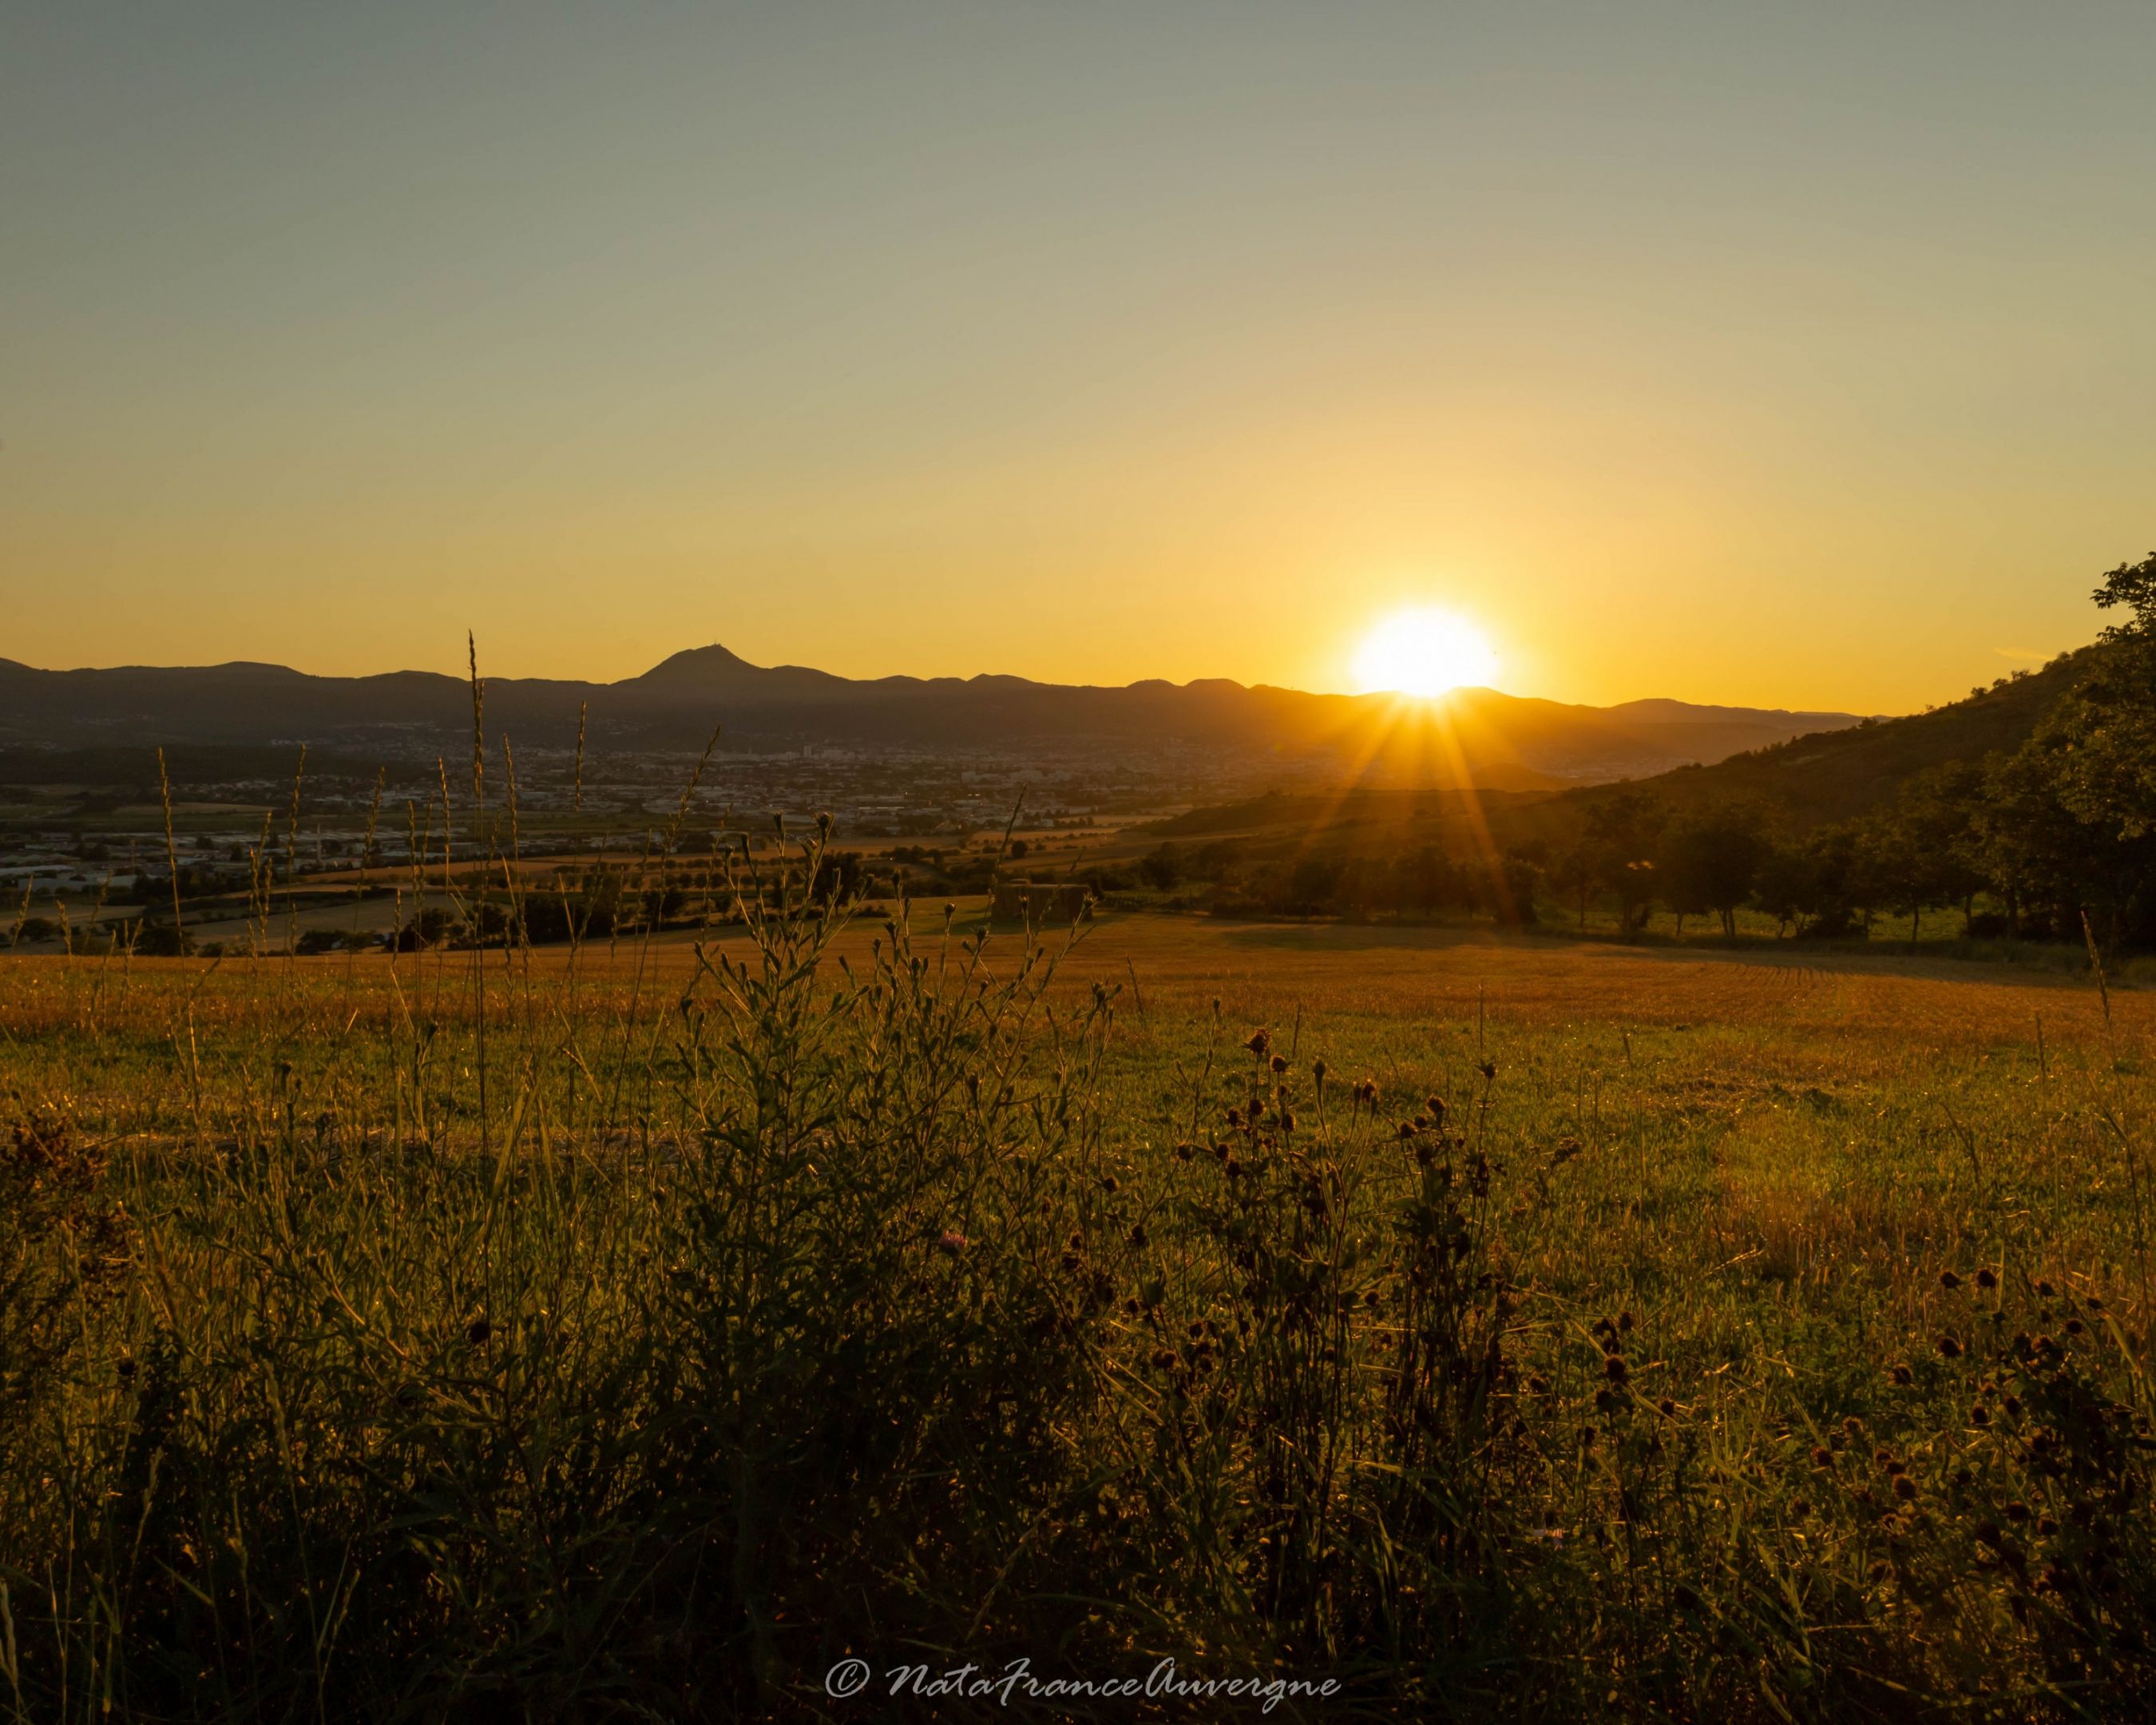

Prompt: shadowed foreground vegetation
xmin=2 ymin=862 xmax=2154 ymax=1719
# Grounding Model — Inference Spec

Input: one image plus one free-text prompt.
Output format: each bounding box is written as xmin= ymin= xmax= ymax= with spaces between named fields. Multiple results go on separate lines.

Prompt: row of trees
xmin=1082 ymin=840 xmax=1540 ymax=924
xmin=1547 ymin=782 xmax=1984 ymax=942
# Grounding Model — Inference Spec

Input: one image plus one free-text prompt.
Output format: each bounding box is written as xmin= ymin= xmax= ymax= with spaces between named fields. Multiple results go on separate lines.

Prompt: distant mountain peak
xmin=635 ymin=643 xmax=761 ymax=682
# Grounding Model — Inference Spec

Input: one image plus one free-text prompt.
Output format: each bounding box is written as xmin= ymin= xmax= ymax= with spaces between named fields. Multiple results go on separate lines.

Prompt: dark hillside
xmin=1555 ymin=645 xmax=2099 ymax=828
xmin=0 ymin=648 xmax=1860 ymax=787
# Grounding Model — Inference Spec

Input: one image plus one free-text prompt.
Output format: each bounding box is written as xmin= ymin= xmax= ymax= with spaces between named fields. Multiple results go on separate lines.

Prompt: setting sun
xmin=1350 ymin=608 xmax=1500 ymax=698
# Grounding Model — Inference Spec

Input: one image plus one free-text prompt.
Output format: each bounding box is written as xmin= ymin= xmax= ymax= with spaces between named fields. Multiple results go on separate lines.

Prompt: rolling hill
xmin=1132 ymin=644 xmax=2105 ymax=866
xmin=1552 ymin=646 xmax=2099 ymax=827
xmin=0 ymin=646 xmax=1860 ymax=791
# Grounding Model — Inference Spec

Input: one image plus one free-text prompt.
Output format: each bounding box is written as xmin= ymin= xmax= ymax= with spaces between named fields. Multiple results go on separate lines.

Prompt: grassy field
xmin=2 ymin=901 xmax=2151 ymax=1719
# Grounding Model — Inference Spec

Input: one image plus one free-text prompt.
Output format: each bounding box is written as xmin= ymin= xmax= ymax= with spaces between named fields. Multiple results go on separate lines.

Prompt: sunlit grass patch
xmin=0 ymin=893 xmax=2150 ymax=1719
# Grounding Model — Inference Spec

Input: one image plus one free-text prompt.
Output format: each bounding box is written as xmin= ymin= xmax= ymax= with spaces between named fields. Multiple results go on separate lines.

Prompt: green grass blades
xmin=0 ymin=906 xmax=2152 ymax=1720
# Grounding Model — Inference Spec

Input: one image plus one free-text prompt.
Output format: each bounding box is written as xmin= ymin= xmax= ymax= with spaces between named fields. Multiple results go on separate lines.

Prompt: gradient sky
xmin=6 ymin=2 xmax=2154 ymax=711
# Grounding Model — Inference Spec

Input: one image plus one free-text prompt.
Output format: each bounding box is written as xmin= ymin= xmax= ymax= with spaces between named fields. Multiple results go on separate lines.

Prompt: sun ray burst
xmin=1352 ymin=609 xmax=1498 ymax=699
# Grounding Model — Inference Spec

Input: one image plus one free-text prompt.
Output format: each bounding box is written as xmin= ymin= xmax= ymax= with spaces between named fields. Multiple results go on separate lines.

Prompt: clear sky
xmin=6 ymin=2 xmax=2153 ymax=711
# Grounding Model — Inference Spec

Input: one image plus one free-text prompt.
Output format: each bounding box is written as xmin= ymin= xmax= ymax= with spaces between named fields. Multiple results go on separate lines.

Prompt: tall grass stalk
xmin=154 ymin=749 xmax=185 ymax=953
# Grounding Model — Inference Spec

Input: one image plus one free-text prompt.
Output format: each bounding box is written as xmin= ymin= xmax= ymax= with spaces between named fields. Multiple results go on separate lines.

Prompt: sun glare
xmin=1350 ymin=608 xmax=1500 ymax=698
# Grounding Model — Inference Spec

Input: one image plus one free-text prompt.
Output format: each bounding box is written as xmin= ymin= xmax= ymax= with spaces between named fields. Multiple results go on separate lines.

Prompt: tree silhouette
xmin=1585 ymin=792 xmax=1666 ymax=934
xmin=1659 ymin=805 xmax=1766 ymax=938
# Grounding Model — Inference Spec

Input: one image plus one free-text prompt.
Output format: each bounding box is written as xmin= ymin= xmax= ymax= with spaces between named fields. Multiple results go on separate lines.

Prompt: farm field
xmin=3 ymin=905 xmax=2150 ymax=1719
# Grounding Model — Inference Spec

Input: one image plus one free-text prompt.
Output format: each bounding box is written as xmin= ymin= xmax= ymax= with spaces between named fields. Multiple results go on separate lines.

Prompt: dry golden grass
xmin=3 ymin=909 xmax=2150 ymax=1719
xmin=9 ymin=909 xmax=2121 ymax=1048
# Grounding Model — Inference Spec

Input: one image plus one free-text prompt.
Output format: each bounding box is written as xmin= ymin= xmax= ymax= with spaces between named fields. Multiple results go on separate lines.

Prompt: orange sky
xmin=6 ymin=6 xmax=2150 ymax=712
